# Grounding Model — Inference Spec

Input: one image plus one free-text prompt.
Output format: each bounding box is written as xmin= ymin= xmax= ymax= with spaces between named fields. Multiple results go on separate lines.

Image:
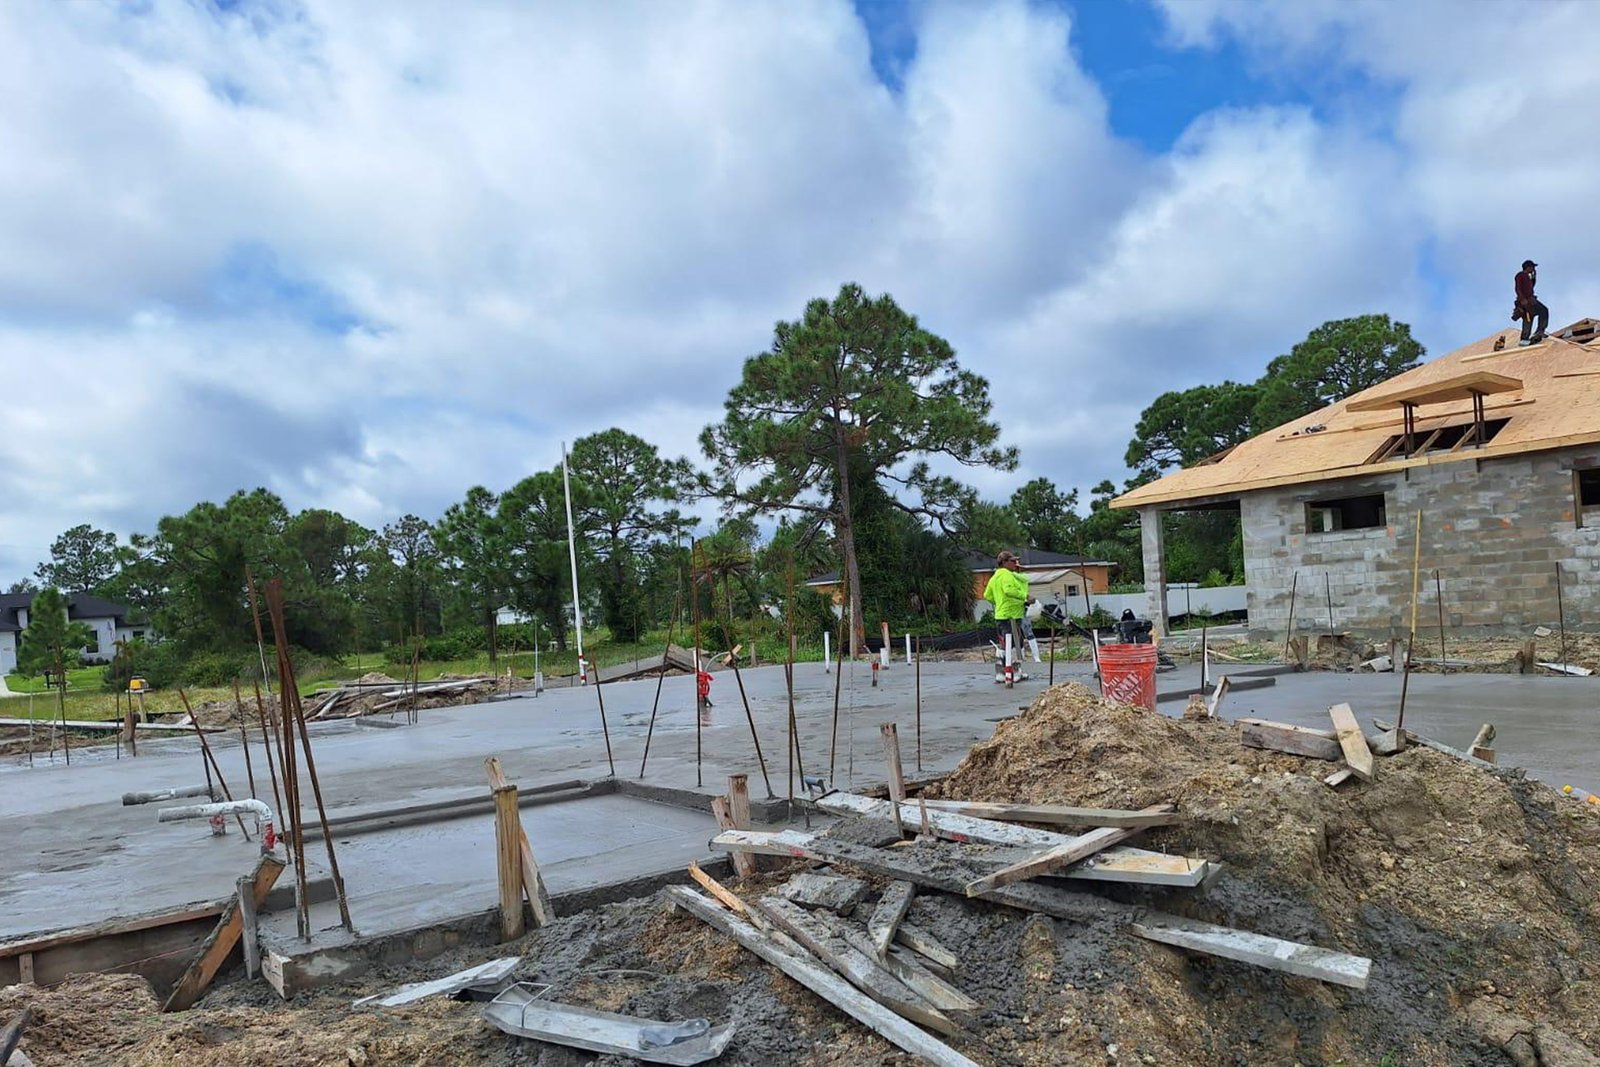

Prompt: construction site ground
xmin=4 ymin=660 xmax=1599 ymax=1065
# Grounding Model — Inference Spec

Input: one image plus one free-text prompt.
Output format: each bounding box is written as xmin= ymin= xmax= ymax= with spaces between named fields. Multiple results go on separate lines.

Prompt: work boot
xmin=1531 ymin=332 xmax=1546 ymax=344
xmin=1518 ymin=337 xmax=1533 ymax=346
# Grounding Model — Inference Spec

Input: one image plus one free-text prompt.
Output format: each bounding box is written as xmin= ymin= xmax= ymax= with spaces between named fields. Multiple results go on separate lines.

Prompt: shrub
xmin=179 ymin=650 xmax=254 ymax=688
xmin=101 ymin=638 xmax=184 ymax=692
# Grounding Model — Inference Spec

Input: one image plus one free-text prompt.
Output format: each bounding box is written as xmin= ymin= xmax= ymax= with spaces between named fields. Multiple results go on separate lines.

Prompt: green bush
xmin=101 ymin=638 xmax=185 ymax=692
xmin=382 ymin=628 xmax=483 ymax=665
xmin=179 ymin=650 xmax=254 ymax=688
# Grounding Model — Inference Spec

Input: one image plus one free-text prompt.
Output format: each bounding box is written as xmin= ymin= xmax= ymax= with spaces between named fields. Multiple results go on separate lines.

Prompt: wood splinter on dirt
xmin=867 ymin=881 xmax=915 ymax=959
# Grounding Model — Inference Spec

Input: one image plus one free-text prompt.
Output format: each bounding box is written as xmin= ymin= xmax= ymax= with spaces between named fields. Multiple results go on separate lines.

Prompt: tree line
xmin=5 ymin=291 xmax=1424 ymax=672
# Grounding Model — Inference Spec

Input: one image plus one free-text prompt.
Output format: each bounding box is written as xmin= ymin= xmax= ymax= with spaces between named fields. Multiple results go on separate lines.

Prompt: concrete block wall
xmin=1242 ymin=446 xmax=1600 ymax=637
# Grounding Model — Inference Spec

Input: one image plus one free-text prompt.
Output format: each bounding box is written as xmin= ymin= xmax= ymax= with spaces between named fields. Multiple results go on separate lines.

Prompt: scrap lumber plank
xmin=896 ymin=922 xmax=959 ymax=972
xmin=1206 ymin=675 xmax=1231 ymax=717
xmin=712 ymin=795 xmax=757 ymax=878
xmin=716 ymin=830 xmax=1361 ymax=987
xmin=751 ymin=896 xmax=957 ymax=1035
xmin=1238 ymin=718 xmax=1342 ymax=761
xmin=1368 ymin=728 xmax=1404 ymax=757
xmin=1324 ymin=768 xmax=1355 ymax=789
xmin=666 ymin=888 xmax=980 ymax=1067
xmin=1372 ymin=720 xmax=1498 ymax=770
xmin=882 ymin=945 xmax=979 ymax=1014
xmin=1327 ymin=704 xmax=1374 ymax=782
xmin=808 ymin=909 xmax=978 ymax=1015
xmin=163 ymin=854 xmax=285 ymax=1011
xmin=963 ymin=823 xmax=1139 ymax=896
xmin=1069 ymin=847 xmax=1209 ymax=887
xmin=779 ymin=872 xmax=869 ymax=914
xmin=688 ymin=863 xmax=807 ymax=956
xmin=816 ymin=792 xmax=1072 ymax=847
xmin=1 ymin=1008 xmax=33 ymax=1067
xmin=485 ymin=755 xmax=553 ymax=925
xmin=915 ymin=801 xmax=1178 ymax=830
xmin=867 ymin=881 xmax=915 ymax=959
xmin=1470 ymin=723 xmax=1496 ymax=764
xmin=1132 ymin=919 xmax=1371 ymax=990
xmin=1538 ymin=661 xmax=1593 ymax=677
xmin=688 ymin=861 xmax=749 ymax=916
xmin=353 ymin=957 xmax=521 ymax=1007
xmin=713 ymin=829 xmax=1122 ymax=924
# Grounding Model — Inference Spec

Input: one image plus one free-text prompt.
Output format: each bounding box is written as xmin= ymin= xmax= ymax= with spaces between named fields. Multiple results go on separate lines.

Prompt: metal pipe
xmin=123 ymin=784 xmax=214 ymax=806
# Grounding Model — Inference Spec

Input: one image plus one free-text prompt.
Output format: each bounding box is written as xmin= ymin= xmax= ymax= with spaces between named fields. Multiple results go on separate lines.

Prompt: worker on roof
xmin=1515 ymin=259 xmax=1548 ymax=346
xmin=982 ymin=550 xmax=1031 ymax=682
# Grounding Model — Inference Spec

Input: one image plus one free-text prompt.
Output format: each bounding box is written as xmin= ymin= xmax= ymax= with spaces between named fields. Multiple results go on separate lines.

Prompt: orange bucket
xmin=1098 ymin=643 xmax=1158 ymax=710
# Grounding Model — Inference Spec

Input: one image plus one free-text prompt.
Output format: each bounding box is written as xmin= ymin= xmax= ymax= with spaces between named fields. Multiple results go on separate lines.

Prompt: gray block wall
xmin=1241 ymin=446 xmax=1600 ymax=637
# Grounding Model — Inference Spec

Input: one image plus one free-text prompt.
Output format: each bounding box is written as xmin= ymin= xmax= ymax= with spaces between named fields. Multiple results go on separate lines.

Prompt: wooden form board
xmin=666 ymin=888 xmax=981 ymax=1067
xmin=1327 ymin=703 xmax=1374 ymax=781
xmin=915 ymin=800 xmax=1178 ymax=830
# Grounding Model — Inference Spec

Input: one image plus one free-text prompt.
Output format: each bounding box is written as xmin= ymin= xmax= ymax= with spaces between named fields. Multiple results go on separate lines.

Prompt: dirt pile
xmin=923 ymin=682 xmax=1600 ymax=1065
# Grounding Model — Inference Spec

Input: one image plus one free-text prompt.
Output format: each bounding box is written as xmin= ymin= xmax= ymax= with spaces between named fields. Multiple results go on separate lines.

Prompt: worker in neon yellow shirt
xmin=982 ymin=550 xmax=1032 ymax=682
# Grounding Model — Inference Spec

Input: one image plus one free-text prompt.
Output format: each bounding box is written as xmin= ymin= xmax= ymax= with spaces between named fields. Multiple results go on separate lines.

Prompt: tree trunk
xmin=486 ymin=606 xmax=499 ymax=667
xmin=834 ymin=437 xmax=866 ymax=657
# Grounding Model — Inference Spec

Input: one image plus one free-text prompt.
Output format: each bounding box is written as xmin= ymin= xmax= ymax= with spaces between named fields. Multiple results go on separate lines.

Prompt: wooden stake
xmin=914 ymin=637 xmax=923 ymax=772
xmin=492 ymin=784 xmax=525 ymax=941
xmin=711 ymin=794 xmax=756 ymax=878
xmin=1434 ymin=569 xmax=1448 ymax=675
xmin=484 ymin=757 xmax=553 ymax=925
xmin=880 ymin=723 xmax=907 ymax=839
xmin=163 ymin=854 xmax=284 ymax=1011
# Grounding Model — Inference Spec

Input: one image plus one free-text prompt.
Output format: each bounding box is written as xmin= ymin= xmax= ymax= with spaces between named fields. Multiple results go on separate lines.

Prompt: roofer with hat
xmin=1514 ymin=259 xmax=1548 ymax=346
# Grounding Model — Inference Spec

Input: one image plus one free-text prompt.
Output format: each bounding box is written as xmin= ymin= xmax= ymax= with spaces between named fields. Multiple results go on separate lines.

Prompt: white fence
xmin=975 ymin=584 xmax=1249 ymax=623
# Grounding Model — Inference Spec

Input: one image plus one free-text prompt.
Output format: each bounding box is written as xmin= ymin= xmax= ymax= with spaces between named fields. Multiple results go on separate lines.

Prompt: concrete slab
xmin=3 ymin=659 xmax=1597 ymax=956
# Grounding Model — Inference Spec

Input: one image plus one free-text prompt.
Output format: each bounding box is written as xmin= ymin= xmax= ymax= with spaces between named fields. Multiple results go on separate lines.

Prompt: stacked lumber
xmin=672 ymin=785 xmax=1371 ymax=1062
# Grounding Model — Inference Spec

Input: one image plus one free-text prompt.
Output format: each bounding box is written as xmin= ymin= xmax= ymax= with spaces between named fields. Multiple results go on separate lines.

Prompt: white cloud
xmin=2 ymin=0 xmax=1599 ymax=582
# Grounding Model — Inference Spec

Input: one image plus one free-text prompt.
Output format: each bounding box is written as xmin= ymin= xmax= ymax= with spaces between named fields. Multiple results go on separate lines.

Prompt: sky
xmin=3 ymin=0 xmax=1599 ymax=583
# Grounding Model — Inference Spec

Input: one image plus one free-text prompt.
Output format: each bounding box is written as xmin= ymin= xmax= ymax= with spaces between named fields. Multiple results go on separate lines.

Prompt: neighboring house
xmin=0 ymin=593 xmax=150 ymax=675
xmin=1113 ymin=318 xmax=1600 ymax=635
xmin=806 ymin=548 xmax=1117 ymax=621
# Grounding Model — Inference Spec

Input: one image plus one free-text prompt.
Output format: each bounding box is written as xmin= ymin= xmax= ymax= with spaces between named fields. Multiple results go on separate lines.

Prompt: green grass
xmin=4 ymin=666 xmax=105 ymax=694
xmin=1 ymin=685 xmax=236 ymax=723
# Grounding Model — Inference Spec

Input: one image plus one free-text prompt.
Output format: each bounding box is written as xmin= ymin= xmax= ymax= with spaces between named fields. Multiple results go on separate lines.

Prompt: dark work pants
xmin=1520 ymin=298 xmax=1549 ymax=341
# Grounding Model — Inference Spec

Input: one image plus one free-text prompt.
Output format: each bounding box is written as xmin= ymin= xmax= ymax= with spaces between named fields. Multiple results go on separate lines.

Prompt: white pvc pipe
xmin=158 ymin=798 xmax=275 ymax=849
xmin=880 ymin=647 xmax=889 ymax=669
xmin=904 ymin=634 xmax=912 ymax=666
xmin=159 ymin=798 xmax=273 ymax=823
xmin=561 ymin=443 xmax=584 ymax=662
xmin=1005 ymin=633 xmax=1014 ymax=669
xmin=123 ymin=783 xmax=213 ymax=806
xmin=823 ymin=631 xmax=831 ymax=672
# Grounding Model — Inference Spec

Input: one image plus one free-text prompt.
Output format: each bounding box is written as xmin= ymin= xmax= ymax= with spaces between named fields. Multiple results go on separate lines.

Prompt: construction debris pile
xmin=678 ymin=683 xmax=1600 ymax=1065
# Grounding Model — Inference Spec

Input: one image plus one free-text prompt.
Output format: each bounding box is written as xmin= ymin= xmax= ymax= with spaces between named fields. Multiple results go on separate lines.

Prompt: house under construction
xmin=1114 ymin=318 xmax=1600 ymax=635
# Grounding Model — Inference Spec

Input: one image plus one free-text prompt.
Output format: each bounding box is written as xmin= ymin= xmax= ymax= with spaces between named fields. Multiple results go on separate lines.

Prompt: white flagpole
xmin=562 ymin=443 xmax=585 ymax=670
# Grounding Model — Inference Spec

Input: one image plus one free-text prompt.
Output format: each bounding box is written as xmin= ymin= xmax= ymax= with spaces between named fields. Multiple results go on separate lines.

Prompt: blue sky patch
xmin=211 ymin=242 xmax=363 ymax=334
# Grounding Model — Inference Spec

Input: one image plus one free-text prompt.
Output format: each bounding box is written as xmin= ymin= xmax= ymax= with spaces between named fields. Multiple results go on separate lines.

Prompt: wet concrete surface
xmin=2 ymin=659 xmax=1595 ymax=943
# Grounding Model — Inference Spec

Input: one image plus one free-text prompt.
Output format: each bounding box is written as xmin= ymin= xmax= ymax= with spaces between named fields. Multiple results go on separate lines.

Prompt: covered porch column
xmin=1139 ymin=507 xmax=1169 ymax=632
